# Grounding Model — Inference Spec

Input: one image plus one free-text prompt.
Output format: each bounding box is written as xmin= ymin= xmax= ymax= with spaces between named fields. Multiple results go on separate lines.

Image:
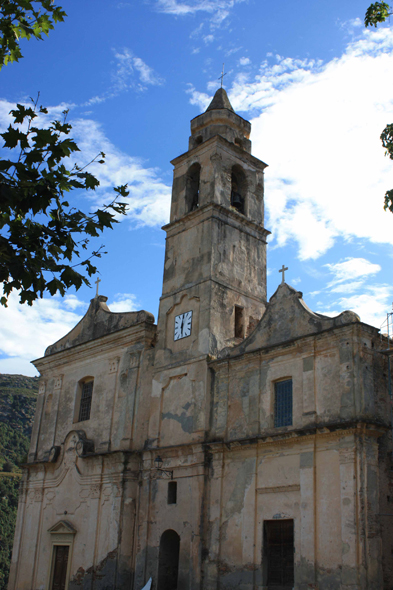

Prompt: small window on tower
xmin=186 ymin=163 xmax=201 ymax=213
xmin=168 ymin=481 xmax=177 ymax=504
xmin=231 ymin=165 xmax=246 ymax=214
xmin=274 ymin=379 xmax=293 ymax=428
xmin=234 ymin=306 xmax=244 ymax=339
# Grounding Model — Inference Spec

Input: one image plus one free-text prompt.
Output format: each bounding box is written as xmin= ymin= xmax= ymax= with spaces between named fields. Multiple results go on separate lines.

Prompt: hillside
xmin=0 ymin=374 xmax=38 ymax=590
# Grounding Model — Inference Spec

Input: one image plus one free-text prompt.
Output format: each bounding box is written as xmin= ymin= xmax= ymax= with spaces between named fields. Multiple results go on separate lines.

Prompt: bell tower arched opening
xmin=157 ymin=529 xmax=180 ymax=590
xmin=231 ymin=165 xmax=246 ymax=214
xmin=185 ymin=163 xmax=201 ymax=213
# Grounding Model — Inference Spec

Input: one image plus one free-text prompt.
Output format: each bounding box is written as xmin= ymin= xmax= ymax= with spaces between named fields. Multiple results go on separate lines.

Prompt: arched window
xmin=231 ymin=165 xmax=246 ymax=214
xmin=185 ymin=163 xmax=201 ymax=213
xmin=157 ymin=529 xmax=180 ymax=590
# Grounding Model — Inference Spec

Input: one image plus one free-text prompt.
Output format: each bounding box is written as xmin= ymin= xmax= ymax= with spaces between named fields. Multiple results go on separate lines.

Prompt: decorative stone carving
xmin=48 ymin=445 xmax=61 ymax=463
xmin=54 ymin=376 xmax=63 ymax=390
xmin=109 ymin=358 xmax=119 ymax=374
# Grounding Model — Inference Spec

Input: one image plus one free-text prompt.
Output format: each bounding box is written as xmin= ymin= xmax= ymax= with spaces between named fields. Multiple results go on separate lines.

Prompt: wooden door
xmin=51 ymin=545 xmax=69 ymax=590
xmin=264 ymin=520 xmax=294 ymax=589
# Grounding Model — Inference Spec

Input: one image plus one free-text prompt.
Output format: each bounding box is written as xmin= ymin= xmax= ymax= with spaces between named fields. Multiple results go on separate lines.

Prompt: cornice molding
xmin=33 ymin=322 xmax=156 ymax=371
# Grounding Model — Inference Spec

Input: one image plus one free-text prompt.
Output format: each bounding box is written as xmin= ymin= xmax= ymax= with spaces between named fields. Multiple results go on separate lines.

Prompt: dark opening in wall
xmin=157 ymin=530 xmax=180 ymax=590
xmin=234 ymin=306 xmax=244 ymax=339
xmin=231 ymin=165 xmax=246 ymax=214
xmin=168 ymin=481 xmax=177 ymax=504
xmin=186 ymin=163 xmax=201 ymax=213
xmin=263 ymin=520 xmax=294 ymax=587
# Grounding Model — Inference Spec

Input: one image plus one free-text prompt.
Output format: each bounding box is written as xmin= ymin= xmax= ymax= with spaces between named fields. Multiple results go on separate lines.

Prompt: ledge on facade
xmin=44 ymin=295 xmax=155 ymax=356
xmin=204 ymin=419 xmax=388 ymax=451
xmin=218 ymin=282 xmax=361 ymax=359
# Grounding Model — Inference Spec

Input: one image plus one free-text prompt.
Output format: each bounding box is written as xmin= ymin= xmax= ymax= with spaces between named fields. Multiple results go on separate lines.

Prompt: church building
xmin=8 ymin=88 xmax=393 ymax=590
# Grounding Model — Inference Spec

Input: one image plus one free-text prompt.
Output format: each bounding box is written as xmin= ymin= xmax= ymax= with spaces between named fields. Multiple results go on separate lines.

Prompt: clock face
xmin=174 ymin=311 xmax=193 ymax=341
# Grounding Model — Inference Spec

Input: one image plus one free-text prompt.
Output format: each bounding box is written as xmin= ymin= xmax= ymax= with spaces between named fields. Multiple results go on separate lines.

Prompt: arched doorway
xmin=157 ymin=529 xmax=180 ymax=590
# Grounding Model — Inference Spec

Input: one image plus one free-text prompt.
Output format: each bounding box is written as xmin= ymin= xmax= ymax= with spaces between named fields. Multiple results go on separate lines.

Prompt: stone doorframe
xmin=46 ymin=520 xmax=76 ymax=590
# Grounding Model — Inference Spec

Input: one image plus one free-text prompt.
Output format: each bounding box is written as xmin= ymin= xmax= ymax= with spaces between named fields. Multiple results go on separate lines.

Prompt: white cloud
xmin=239 ymin=57 xmax=250 ymax=66
xmin=154 ymin=0 xmax=244 ymax=28
xmin=108 ymin=293 xmax=139 ymax=312
xmin=325 ymin=257 xmax=381 ymax=286
xmin=63 ymin=294 xmax=88 ymax=311
xmin=311 ymin=257 xmax=385 ymax=323
xmin=329 ymin=281 xmax=365 ymax=294
xmin=186 ymin=84 xmax=211 ymax=110
xmin=186 ymin=25 xmax=393 ymax=260
xmin=114 ymin=49 xmax=164 ymax=88
xmin=335 ymin=285 xmax=391 ymax=328
xmin=0 ymin=293 xmax=87 ymax=375
xmin=0 ymin=291 xmax=141 ymax=375
xmin=72 ymin=117 xmax=171 ymax=227
xmin=84 ymin=48 xmax=164 ymax=106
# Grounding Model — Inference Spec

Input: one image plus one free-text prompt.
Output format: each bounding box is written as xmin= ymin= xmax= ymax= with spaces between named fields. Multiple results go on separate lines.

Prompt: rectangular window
xmin=234 ymin=306 xmax=244 ymax=339
xmin=78 ymin=381 xmax=93 ymax=422
xmin=168 ymin=481 xmax=177 ymax=505
xmin=274 ymin=379 xmax=293 ymax=427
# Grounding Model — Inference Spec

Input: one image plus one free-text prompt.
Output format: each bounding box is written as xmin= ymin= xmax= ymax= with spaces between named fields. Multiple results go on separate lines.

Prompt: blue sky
xmin=0 ymin=0 xmax=392 ymax=376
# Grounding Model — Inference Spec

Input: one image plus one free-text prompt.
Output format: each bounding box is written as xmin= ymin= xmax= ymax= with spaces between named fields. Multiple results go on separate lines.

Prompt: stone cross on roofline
xmin=95 ymin=276 xmax=101 ymax=297
xmin=218 ymin=63 xmax=227 ymax=88
xmin=279 ymin=265 xmax=288 ymax=284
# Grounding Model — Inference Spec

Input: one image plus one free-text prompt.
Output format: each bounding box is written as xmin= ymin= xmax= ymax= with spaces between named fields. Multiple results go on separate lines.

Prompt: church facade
xmin=8 ymin=89 xmax=393 ymax=590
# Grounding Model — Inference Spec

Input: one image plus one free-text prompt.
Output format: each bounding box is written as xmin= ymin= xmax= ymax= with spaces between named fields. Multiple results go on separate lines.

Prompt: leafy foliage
xmin=0 ymin=374 xmax=38 ymax=467
xmin=364 ymin=2 xmax=392 ymax=26
xmin=0 ymin=0 xmax=66 ymax=69
xmin=0 ymin=476 xmax=20 ymax=590
xmin=0 ymin=97 xmax=129 ymax=306
xmin=380 ymin=123 xmax=393 ymax=211
xmin=0 ymin=374 xmax=38 ymax=589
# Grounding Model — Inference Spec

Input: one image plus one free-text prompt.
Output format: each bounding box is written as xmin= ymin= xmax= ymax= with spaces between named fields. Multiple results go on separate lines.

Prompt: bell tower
xmin=155 ymin=88 xmax=270 ymax=365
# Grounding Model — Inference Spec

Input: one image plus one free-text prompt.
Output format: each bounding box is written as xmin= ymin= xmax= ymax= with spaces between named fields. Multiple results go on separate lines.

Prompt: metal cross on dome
xmin=95 ymin=276 xmax=101 ymax=297
xmin=218 ymin=63 xmax=227 ymax=88
xmin=279 ymin=265 xmax=288 ymax=284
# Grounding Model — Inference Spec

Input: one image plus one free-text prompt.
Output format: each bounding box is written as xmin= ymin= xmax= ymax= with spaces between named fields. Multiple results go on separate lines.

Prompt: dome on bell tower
xmin=188 ymin=87 xmax=251 ymax=153
xmin=205 ymin=87 xmax=235 ymax=112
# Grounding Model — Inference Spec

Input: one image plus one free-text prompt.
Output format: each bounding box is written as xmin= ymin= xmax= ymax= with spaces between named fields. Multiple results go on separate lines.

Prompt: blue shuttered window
xmin=274 ymin=379 xmax=293 ymax=427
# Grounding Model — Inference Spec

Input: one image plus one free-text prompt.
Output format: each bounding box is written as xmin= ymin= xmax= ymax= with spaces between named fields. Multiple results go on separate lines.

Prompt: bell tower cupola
xmin=188 ymin=88 xmax=252 ymax=153
xmin=155 ymin=88 xmax=270 ymax=364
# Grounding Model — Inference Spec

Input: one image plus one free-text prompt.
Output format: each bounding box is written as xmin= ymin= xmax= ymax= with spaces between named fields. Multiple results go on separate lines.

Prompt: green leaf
xmin=384 ymin=189 xmax=393 ymax=212
xmin=365 ymin=2 xmax=392 ymax=26
xmin=0 ymin=95 xmax=127 ymax=306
